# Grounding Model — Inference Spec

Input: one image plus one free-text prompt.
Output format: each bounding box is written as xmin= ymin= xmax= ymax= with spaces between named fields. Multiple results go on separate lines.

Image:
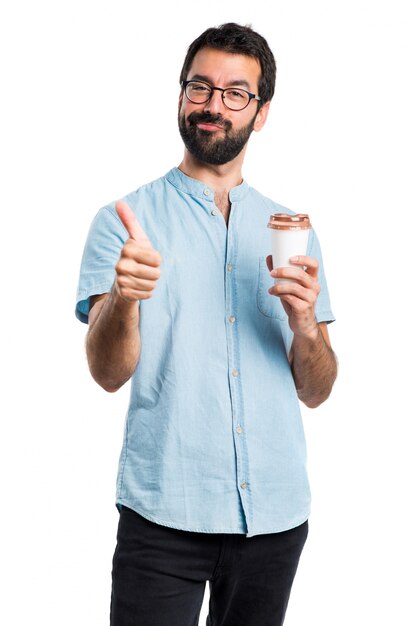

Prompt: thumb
xmin=115 ymin=200 xmax=152 ymax=248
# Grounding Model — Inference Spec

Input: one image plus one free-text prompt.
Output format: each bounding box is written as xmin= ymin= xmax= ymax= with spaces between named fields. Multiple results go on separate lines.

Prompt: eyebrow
xmin=190 ymin=74 xmax=252 ymax=91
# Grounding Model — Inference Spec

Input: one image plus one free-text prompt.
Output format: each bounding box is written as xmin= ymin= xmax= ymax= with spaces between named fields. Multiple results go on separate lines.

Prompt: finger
xmin=127 ymin=263 xmax=161 ymax=280
xmin=270 ymin=266 xmax=317 ymax=289
xmin=289 ymin=255 xmax=319 ymax=277
xmin=116 ymin=257 xmax=161 ymax=279
xmin=117 ymin=275 xmax=158 ymax=293
xmin=269 ymin=282 xmax=318 ymax=304
xmin=116 ymin=200 xmax=152 ymax=248
xmin=121 ymin=241 xmax=162 ymax=268
xmin=115 ymin=287 xmax=156 ymax=303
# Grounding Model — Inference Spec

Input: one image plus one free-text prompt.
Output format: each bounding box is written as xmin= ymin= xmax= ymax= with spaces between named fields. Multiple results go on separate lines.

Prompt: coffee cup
xmin=267 ymin=214 xmax=312 ymax=283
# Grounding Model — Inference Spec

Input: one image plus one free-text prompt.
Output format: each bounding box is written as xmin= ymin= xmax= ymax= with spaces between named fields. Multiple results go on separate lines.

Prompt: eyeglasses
xmin=182 ymin=80 xmax=261 ymax=111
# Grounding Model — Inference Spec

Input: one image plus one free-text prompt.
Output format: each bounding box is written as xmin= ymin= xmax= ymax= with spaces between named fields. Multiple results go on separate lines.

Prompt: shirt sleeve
xmin=307 ymin=228 xmax=335 ymax=324
xmin=75 ymin=205 xmax=127 ymax=324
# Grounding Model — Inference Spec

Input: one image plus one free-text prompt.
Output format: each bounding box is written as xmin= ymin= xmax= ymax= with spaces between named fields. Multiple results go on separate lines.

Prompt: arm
xmin=288 ymin=322 xmax=337 ymax=408
xmin=86 ymin=201 xmax=161 ymax=393
xmin=266 ymin=254 xmax=337 ymax=408
xmin=86 ymin=290 xmax=141 ymax=393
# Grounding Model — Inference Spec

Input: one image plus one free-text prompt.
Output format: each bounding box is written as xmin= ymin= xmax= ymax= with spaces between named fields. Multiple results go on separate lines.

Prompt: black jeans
xmin=110 ymin=505 xmax=308 ymax=626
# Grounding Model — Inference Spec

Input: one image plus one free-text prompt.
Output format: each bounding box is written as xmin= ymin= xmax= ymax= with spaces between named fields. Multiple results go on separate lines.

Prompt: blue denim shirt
xmin=76 ymin=168 xmax=335 ymax=537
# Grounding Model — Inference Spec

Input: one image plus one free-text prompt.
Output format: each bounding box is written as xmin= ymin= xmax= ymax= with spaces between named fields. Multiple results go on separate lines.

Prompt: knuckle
xmin=121 ymin=241 xmax=135 ymax=256
xmin=154 ymin=251 xmax=163 ymax=266
xmin=115 ymin=260 xmax=125 ymax=275
xmin=140 ymin=281 xmax=153 ymax=292
xmin=119 ymin=287 xmax=133 ymax=300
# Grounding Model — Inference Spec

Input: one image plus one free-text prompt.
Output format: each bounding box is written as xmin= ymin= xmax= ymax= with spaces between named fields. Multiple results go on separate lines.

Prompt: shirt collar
xmin=165 ymin=167 xmax=249 ymax=202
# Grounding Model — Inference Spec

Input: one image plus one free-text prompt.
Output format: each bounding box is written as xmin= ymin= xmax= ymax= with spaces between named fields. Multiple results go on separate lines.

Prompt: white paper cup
xmin=267 ymin=214 xmax=311 ymax=283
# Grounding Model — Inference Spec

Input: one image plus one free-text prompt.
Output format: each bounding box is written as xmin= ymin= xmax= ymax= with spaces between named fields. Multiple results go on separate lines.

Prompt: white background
xmin=1 ymin=0 xmax=417 ymax=624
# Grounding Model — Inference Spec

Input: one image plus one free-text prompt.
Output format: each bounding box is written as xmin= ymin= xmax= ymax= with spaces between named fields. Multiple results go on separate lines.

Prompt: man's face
xmin=178 ymin=48 xmax=268 ymax=166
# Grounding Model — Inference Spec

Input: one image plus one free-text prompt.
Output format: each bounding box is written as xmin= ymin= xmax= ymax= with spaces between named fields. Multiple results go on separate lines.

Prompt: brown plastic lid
xmin=267 ymin=213 xmax=311 ymax=230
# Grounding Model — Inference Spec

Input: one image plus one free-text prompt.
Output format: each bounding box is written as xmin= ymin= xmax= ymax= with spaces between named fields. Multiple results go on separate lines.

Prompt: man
xmin=76 ymin=22 xmax=337 ymax=626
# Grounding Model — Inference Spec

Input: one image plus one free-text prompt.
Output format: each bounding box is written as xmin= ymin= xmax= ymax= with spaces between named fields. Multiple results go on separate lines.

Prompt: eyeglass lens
xmin=185 ymin=82 xmax=250 ymax=110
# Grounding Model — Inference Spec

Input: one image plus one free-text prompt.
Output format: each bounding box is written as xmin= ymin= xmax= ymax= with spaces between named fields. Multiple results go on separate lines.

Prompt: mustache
xmin=186 ymin=111 xmax=232 ymax=131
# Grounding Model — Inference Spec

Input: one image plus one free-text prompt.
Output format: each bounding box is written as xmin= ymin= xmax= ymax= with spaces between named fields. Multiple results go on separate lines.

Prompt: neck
xmin=178 ymin=149 xmax=245 ymax=195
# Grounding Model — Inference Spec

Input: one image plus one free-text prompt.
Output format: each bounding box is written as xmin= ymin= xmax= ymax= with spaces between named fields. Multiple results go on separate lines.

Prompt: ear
xmin=253 ymin=101 xmax=270 ymax=132
xmin=178 ymin=89 xmax=185 ymax=112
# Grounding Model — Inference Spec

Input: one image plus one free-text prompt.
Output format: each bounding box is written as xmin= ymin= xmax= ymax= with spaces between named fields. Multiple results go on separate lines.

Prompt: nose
xmin=203 ymin=88 xmax=225 ymax=114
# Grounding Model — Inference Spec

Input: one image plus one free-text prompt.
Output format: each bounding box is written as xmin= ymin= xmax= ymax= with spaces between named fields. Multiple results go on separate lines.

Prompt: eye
xmin=225 ymin=89 xmax=246 ymax=101
xmin=190 ymin=82 xmax=211 ymax=93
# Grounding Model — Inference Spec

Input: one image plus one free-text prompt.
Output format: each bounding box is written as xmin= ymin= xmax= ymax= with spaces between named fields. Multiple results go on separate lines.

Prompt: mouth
xmin=186 ymin=112 xmax=230 ymax=133
xmin=196 ymin=122 xmax=225 ymax=132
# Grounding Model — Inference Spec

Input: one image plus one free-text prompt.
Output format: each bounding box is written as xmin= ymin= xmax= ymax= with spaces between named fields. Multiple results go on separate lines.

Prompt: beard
xmin=178 ymin=110 xmax=257 ymax=165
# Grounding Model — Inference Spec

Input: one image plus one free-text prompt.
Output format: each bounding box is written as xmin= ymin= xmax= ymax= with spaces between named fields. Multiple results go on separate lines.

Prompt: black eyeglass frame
xmin=181 ymin=80 xmax=261 ymax=111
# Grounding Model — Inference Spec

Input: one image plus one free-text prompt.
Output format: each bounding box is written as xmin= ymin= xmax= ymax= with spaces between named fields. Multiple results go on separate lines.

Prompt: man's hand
xmin=266 ymin=255 xmax=320 ymax=340
xmin=114 ymin=200 xmax=162 ymax=302
xmin=85 ymin=201 xmax=162 ymax=392
xmin=266 ymin=254 xmax=337 ymax=408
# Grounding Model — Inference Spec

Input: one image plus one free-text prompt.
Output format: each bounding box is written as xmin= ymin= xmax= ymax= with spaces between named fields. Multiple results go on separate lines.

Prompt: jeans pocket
xmin=256 ymin=256 xmax=287 ymax=321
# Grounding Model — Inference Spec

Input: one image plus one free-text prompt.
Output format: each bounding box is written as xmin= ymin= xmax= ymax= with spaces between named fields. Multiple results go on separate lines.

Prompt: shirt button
xmin=211 ymin=209 xmax=218 ymax=216
xmin=203 ymin=188 xmax=210 ymax=196
xmin=236 ymin=425 xmax=243 ymax=434
xmin=232 ymin=368 xmax=239 ymax=377
xmin=227 ymin=263 xmax=233 ymax=272
xmin=229 ymin=315 xmax=236 ymax=324
xmin=240 ymin=482 xmax=247 ymax=490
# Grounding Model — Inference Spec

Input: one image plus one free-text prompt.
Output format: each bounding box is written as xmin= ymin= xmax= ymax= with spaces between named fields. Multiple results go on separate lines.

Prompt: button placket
xmin=223 ymin=211 xmax=251 ymax=518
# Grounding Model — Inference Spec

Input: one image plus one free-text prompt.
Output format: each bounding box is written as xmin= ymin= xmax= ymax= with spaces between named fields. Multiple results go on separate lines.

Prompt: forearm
xmin=86 ymin=285 xmax=140 ymax=392
xmin=289 ymin=324 xmax=337 ymax=408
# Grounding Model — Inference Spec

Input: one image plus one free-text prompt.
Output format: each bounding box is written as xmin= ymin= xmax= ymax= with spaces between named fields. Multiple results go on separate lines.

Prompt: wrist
xmin=293 ymin=323 xmax=320 ymax=344
xmin=110 ymin=283 xmax=140 ymax=320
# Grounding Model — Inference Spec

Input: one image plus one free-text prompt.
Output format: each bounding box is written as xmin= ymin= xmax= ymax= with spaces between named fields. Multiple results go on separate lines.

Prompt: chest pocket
xmin=256 ymin=257 xmax=287 ymax=321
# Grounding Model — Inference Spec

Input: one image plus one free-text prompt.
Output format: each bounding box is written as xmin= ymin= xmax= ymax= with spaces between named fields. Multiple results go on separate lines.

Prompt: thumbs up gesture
xmin=114 ymin=200 xmax=162 ymax=302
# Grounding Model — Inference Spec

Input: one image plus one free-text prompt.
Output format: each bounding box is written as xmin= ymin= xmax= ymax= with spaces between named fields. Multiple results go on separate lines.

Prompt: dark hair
xmin=179 ymin=23 xmax=276 ymax=105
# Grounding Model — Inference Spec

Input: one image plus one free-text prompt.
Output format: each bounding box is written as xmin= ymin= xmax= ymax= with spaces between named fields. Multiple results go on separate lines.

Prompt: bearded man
xmin=76 ymin=22 xmax=337 ymax=626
